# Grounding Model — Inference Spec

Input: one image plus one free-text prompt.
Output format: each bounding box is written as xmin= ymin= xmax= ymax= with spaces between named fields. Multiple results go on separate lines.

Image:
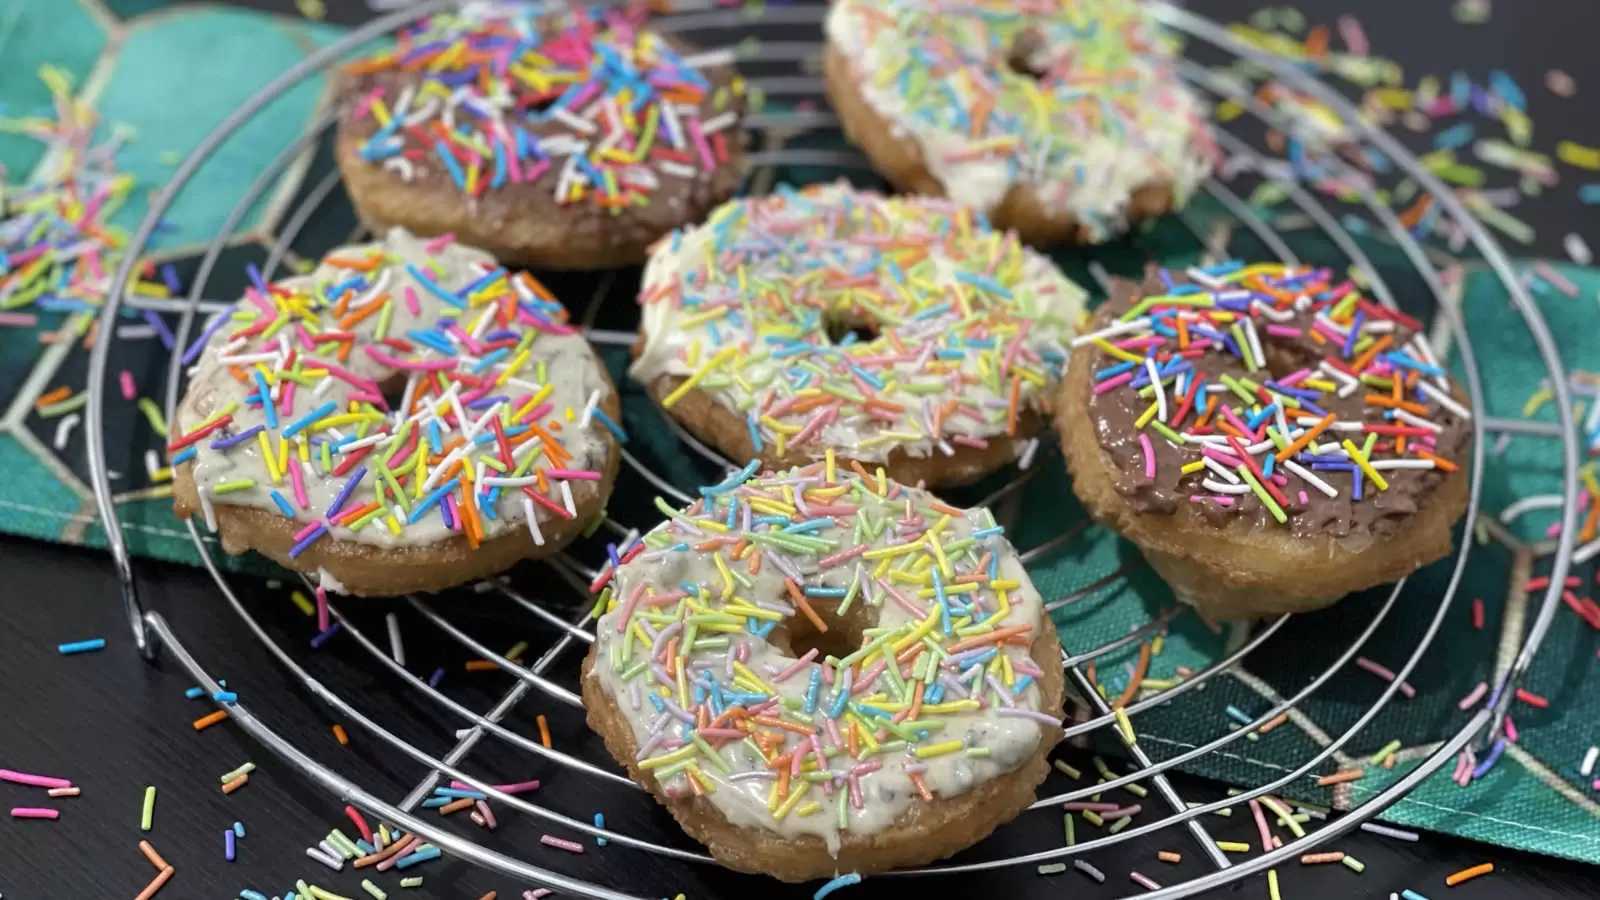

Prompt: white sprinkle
xmin=1069 ymin=317 xmax=1152 ymax=348
xmin=52 ymin=413 xmax=80 ymax=451
xmin=1073 ymin=860 xmax=1106 ymax=883
xmin=560 ymin=480 xmax=576 ymax=518
xmin=1360 ymin=822 xmax=1419 ymax=841
xmin=386 ymin=612 xmax=405 ymax=667
xmin=305 ymin=846 xmax=344 ymax=871
xmin=1417 ymin=380 xmax=1472 ymax=420
xmin=1018 ymin=436 xmax=1040 ymax=470
xmin=1201 ymin=479 xmax=1252 ymax=495
xmin=116 ymin=324 xmax=158 ymax=339
xmin=145 ymin=449 xmax=163 ymax=478
xmin=678 ymin=49 xmax=737 ymax=69
xmin=1565 ymin=233 xmax=1593 ymax=266
xmin=1582 ymin=747 xmax=1599 ymax=777
xmin=1574 ymin=537 xmax=1600 ymax=565
xmin=1145 ymin=357 xmax=1168 ymax=422
xmin=523 ymin=496 xmax=545 ymax=547
xmin=1282 ymin=459 xmax=1338 ymax=498
xmin=579 ymin=389 xmax=600 ymax=429
xmin=1368 ymin=460 xmax=1435 ymax=470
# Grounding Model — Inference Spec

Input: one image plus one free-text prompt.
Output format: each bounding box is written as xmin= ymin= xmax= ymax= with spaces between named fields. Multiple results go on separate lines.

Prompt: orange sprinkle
xmin=221 ymin=774 xmax=248 ymax=794
xmin=1158 ymin=851 xmax=1182 ymax=864
xmin=1259 ymin=713 xmax=1290 ymax=734
xmin=908 ymin=771 xmax=933 ymax=802
xmin=1316 ymin=769 xmax=1364 ymax=786
xmin=192 ymin=710 xmax=229 ymax=731
xmin=138 ymin=840 xmax=170 ymax=871
xmin=1350 ymin=334 xmax=1394 ymax=373
xmin=133 ymin=867 xmax=175 ymax=900
xmin=1275 ymin=413 xmax=1337 ymax=461
xmin=1415 ymin=449 xmax=1458 ymax=472
xmin=945 ymin=623 xmax=1033 ymax=653
xmin=537 ymin=714 xmax=552 ymax=749
xmin=1445 ymin=862 xmax=1494 ymax=886
xmin=787 ymin=579 xmax=830 ymax=634
xmin=35 ymin=386 xmax=72 ymax=408
xmin=1300 ymin=852 xmax=1345 ymax=865
xmin=465 ymin=659 xmax=500 ymax=672
xmin=1113 ymin=640 xmax=1153 ymax=710
xmin=439 ymin=798 xmax=475 ymax=816
xmin=332 ymin=724 xmax=349 ymax=746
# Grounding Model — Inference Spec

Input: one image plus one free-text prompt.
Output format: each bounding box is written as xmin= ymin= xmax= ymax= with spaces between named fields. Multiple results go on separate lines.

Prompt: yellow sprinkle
xmin=1557 ymin=140 xmax=1600 ymax=170
xmin=914 ymin=740 xmax=966 ymax=759
xmin=1114 ymin=707 xmax=1136 ymax=745
xmin=1341 ymin=439 xmax=1390 ymax=491
xmin=1216 ymin=841 xmax=1251 ymax=853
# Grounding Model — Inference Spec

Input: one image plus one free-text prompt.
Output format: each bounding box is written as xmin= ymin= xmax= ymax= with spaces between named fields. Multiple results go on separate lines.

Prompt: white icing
xmin=631 ymin=183 xmax=1086 ymax=465
xmin=589 ymin=464 xmax=1059 ymax=847
xmin=176 ymin=228 xmax=615 ymax=556
xmin=826 ymin=0 xmax=1217 ymax=241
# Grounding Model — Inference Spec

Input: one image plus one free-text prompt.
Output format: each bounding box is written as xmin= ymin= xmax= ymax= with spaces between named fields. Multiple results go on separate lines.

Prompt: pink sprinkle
xmin=1265 ymin=324 xmax=1304 ymax=339
xmin=525 ymin=891 xmax=554 ymax=900
xmin=10 ymin=807 xmax=59 ymax=820
xmin=1504 ymin=716 xmax=1519 ymax=743
xmin=0 ymin=769 xmax=73 ymax=790
xmin=1472 ymin=598 xmax=1485 ymax=629
xmin=1336 ymin=14 xmax=1369 ymax=55
xmin=1297 ymin=490 xmax=1310 ymax=505
xmin=475 ymin=798 xmax=498 ymax=829
xmin=1534 ymin=262 xmax=1578 ymax=296
xmin=0 ymin=312 xmax=40 ymax=327
xmin=423 ymin=233 xmax=457 ymax=253
xmin=315 ymin=586 xmax=329 ymax=634
xmin=119 ymin=370 xmax=136 ymax=400
xmin=491 ymin=780 xmax=541 ymax=794
xmin=1354 ymin=657 xmax=1415 ymax=698
xmin=544 ymin=468 xmax=601 ymax=481
xmin=1094 ymin=372 xmax=1134 ymax=394
xmin=47 ymin=787 xmax=80 ymax=798
xmin=771 ymin=648 xmax=819 ymax=683
xmin=539 ymin=834 xmax=584 ymax=854
xmin=289 ymin=461 xmax=309 ymax=510
xmin=365 ymin=346 xmax=456 ymax=371
xmin=1249 ymin=799 xmax=1273 ymax=854
xmin=1458 ymin=681 xmax=1488 ymax=710
xmin=1063 ymin=801 xmax=1121 ymax=811
xmin=374 ymin=835 xmax=418 ymax=872
xmin=403 ymin=285 xmax=422 ymax=316
xmin=1138 ymin=433 xmax=1156 ymax=479
xmin=1129 ymin=871 xmax=1161 ymax=892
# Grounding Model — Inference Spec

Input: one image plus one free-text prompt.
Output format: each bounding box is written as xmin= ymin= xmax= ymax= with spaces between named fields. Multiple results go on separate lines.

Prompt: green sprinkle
xmin=140 ymin=785 xmax=156 ymax=831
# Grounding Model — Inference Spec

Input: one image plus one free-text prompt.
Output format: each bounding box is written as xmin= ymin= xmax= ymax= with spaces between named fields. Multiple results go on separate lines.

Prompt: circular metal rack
xmin=82 ymin=1 xmax=1582 ymax=897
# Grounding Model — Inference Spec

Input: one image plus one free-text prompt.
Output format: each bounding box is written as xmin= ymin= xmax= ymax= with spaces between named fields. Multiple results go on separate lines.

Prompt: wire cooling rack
xmin=79 ymin=1 xmax=1584 ymax=897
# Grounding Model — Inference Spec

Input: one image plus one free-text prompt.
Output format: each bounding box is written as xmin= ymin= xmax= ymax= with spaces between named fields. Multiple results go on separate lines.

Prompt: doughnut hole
xmin=823 ymin=312 xmax=880 ymax=346
xmin=767 ymin=600 xmax=879 ymax=664
xmin=1002 ymin=27 xmax=1050 ymax=81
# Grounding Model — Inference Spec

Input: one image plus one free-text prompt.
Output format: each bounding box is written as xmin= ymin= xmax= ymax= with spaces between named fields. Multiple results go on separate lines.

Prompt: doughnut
xmin=170 ymin=228 xmax=623 ymax=597
xmin=823 ymin=0 xmax=1217 ymax=245
xmin=630 ymin=183 xmax=1087 ymax=487
xmin=581 ymin=459 xmax=1064 ymax=880
xmin=335 ymin=3 xmax=749 ymax=270
xmin=1057 ymin=262 xmax=1472 ymax=620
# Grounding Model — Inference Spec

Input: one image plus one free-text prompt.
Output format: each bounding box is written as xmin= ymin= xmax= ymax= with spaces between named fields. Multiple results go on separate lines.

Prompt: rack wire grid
xmin=78 ymin=1 xmax=1583 ymax=897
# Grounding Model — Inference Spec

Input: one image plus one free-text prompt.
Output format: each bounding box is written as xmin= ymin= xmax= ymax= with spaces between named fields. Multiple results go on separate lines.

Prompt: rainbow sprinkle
xmin=341 ymin=4 xmax=745 ymax=210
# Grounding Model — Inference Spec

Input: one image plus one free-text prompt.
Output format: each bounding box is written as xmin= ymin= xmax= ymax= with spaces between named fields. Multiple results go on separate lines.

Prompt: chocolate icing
xmin=1086 ymin=267 xmax=1471 ymax=540
xmin=336 ymin=10 xmax=747 ymax=256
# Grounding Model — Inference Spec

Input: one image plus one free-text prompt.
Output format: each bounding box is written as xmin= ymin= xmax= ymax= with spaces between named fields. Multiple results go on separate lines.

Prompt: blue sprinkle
xmin=58 ymin=638 xmax=106 ymax=655
xmin=814 ymin=873 xmax=863 ymax=900
xmin=594 ymin=812 xmax=607 ymax=847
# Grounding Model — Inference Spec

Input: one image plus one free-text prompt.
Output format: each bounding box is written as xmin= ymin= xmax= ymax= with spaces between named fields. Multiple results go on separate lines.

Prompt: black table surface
xmin=5 ymin=0 xmax=1600 ymax=898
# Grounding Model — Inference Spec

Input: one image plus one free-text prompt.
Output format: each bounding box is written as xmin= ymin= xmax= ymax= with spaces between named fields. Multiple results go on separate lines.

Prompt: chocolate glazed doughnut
xmin=335 ymin=3 xmax=748 ymax=270
xmin=1058 ymin=262 xmax=1471 ymax=620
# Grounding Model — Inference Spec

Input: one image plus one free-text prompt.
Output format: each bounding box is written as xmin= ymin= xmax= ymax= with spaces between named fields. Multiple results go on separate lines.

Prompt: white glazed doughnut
xmin=581 ymin=460 xmax=1065 ymax=880
xmin=630 ymin=182 xmax=1087 ymax=486
xmin=170 ymin=228 xmax=621 ymax=596
xmin=824 ymin=0 xmax=1216 ymax=242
